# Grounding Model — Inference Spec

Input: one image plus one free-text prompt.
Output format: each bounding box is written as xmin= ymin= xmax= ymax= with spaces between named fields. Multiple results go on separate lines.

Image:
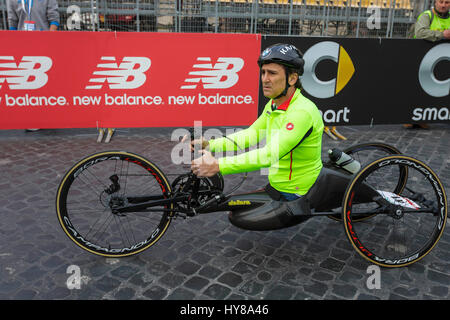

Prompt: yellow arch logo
xmin=301 ymin=41 xmax=355 ymax=99
xmin=336 ymin=45 xmax=355 ymax=95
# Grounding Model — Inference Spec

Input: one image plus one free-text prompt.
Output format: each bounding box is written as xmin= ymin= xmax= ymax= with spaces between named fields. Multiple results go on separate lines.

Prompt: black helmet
xmin=258 ymin=43 xmax=304 ymax=76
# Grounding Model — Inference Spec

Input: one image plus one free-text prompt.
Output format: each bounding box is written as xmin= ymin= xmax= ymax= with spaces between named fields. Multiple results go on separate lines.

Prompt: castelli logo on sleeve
xmin=85 ymin=56 xmax=151 ymax=89
xmin=286 ymin=123 xmax=294 ymax=130
xmin=0 ymin=56 xmax=52 ymax=90
xmin=181 ymin=57 xmax=244 ymax=89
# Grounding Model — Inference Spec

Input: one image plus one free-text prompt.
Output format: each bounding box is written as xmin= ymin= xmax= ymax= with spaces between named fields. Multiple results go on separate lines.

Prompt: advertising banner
xmin=261 ymin=36 xmax=449 ymax=125
xmin=0 ymin=31 xmax=261 ymax=129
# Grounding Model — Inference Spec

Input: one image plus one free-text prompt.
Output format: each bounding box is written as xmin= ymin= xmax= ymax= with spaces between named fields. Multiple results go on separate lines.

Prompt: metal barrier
xmin=0 ymin=0 xmax=435 ymax=38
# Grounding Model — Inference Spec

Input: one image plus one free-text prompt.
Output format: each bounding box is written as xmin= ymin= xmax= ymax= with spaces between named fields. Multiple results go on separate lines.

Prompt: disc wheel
xmin=342 ymin=155 xmax=447 ymax=267
xmin=56 ymin=151 xmax=173 ymax=257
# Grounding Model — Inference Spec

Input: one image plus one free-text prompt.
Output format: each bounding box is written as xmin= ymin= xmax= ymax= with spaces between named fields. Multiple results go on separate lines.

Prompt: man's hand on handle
xmin=181 ymin=135 xmax=219 ymax=177
xmin=181 ymin=134 xmax=209 ymax=152
xmin=191 ymin=150 xmax=220 ymax=177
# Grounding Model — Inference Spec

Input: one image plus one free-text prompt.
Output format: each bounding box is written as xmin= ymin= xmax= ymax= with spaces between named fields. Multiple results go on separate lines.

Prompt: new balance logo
xmin=0 ymin=56 xmax=52 ymax=90
xmin=181 ymin=57 xmax=244 ymax=89
xmin=86 ymin=56 xmax=151 ymax=89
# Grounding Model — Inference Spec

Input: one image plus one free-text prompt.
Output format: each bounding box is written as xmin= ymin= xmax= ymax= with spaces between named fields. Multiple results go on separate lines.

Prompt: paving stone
xmin=231 ymin=261 xmax=258 ymax=275
xmin=110 ymin=266 xmax=140 ymax=280
xmin=198 ymin=265 xmax=223 ymax=279
xmin=264 ymin=285 xmax=296 ymax=300
xmin=43 ymin=286 xmax=72 ymax=299
xmin=332 ymin=283 xmax=358 ymax=299
xmin=217 ymin=272 xmax=243 ymax=288
xmin=339 ymin=270 xmax=364 ymax=283
xmin=312 ymin=271 xmax=334 ymax=282
xmin=393 ymin=286 xmax=420 ymax=298
xmin=129 ymin=273 xmax=153 ymax=288
xmin=203 ymin=283 xmax=231 ymax=299
xmin=191 ymin=251 xmax=213 ymax=265
xmin=184 ymin=276 xmax=210 ymax=291
xmin=114 ymin=287 xmax=136 ymax=300
xmin=18 ymin=267 xmax=46 ymax=282
xmin=159 ymin=272 xmax=186 ymax=287
xmin=319 ymin=258 xmax=345 ymax=273
xmin=427 ymin=270 xmax=450 ymax=286
xmin=142 ymin=285 xmax=168 ymax=299
xmin=166 ymin=288 xmax=196 ymax=300
xmin=257 ymin=271 xmax=272 ymax=282
xmin=356 ymin=293 xmax=381 ymax=300
xmin=95 ymin=276 xmax=122 ymax=292
xmin=175 ymin=261 xmax=202 ymax=276
xmin=0 ymin=280 xmax=23 ymax=294
xmin=239 ymin=280 xmax=264 ymax=296
xmin=429 ymin=285 xmax=448 ymax=298
xmin=304 ymin=281 xmax=328 ymax=297
xmin=13 ymin=289 xmax=38 ymax=299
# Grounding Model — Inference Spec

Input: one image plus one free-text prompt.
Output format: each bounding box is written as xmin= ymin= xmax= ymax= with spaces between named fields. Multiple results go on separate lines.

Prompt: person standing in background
xmin=415 ymin=0 xmax=450 ymax=42
xmin=7 ymin=0 xmax=60 ymax=31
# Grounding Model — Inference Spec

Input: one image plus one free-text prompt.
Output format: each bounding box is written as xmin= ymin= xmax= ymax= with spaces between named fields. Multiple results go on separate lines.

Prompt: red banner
xmin=0 ymin=31 xmax=261 ymax=129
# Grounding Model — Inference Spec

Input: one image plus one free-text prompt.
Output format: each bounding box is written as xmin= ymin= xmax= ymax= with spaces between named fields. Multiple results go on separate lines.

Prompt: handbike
xmin=56 ymin=141 xmax=447 ymax=268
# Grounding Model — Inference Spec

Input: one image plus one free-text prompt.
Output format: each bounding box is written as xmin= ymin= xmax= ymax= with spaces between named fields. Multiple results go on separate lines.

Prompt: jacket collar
xmin=272 ymin=89 xmax=300 ymax=112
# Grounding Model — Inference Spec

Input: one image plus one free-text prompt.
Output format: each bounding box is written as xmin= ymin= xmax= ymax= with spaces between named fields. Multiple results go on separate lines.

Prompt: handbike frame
xmin=109 ymin=164 xmax=393 ymax=221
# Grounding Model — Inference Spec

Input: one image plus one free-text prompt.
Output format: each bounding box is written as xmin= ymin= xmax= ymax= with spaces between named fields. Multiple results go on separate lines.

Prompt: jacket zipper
xmin=289 ymin=151 xmax=293 ymax=180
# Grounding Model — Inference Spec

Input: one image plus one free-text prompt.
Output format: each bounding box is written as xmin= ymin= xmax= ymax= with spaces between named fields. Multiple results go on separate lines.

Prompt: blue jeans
xmin=279 ymin=191 xmax=301 ymax=201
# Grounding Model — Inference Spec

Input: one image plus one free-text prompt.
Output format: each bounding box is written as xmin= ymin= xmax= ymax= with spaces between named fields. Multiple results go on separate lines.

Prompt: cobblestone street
xmin=0 ymin=124 xmax=449 ymax=300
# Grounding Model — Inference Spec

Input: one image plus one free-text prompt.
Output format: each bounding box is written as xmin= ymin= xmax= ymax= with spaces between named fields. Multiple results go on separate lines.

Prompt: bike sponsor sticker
xmin=377 ymin=190 xmax=420 ymax=209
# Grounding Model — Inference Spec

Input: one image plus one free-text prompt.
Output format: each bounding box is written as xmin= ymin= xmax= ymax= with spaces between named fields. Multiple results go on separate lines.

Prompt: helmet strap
xmin=273 ymin=67 xmax=291 ymax=100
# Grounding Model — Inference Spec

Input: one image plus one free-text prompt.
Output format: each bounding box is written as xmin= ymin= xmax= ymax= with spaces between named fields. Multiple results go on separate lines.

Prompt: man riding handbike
xmin=187 ymin=43 xmax=324 ymax=203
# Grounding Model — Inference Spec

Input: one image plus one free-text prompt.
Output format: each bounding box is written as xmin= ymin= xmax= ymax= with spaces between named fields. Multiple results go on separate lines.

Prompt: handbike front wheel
xmin=56 ymin=151 xmax=173 ymax=257
xmin=342 ymin=155 xmax=447 ymax=267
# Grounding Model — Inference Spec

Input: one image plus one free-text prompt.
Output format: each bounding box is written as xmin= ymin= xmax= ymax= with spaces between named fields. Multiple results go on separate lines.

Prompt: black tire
xmin=327 ymin=142 xmax=406 ymax=221
xmin=342 ymin=155 xmax=447 ymax=267
xmin=343 ymin=142 xmax=401 ymax=164
xmin=56 ymin=151 xmax=172 ymax=257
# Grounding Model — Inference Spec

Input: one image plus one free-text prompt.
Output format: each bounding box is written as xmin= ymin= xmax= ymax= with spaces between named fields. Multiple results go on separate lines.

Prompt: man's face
xmin=435 ymin=0 xmax=450 ymax=14
xmin=261 ymin=63 xmax=287 ymax=99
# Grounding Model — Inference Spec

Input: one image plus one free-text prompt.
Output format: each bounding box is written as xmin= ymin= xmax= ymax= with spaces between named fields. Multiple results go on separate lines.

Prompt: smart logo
xmin=301 ymin=41 xmax=355 ymax=99
xmin=418 ymin=43 xmax=449 ymax=98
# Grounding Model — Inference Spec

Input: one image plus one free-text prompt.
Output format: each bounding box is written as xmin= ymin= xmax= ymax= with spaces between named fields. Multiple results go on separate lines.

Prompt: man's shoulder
xmin=288 ymin=91 xmax=322 ymax=122
xmin=418 ymin=10 xmax=433 ymax=21
xmin=291 ymin=90 xmax=318 ymax=110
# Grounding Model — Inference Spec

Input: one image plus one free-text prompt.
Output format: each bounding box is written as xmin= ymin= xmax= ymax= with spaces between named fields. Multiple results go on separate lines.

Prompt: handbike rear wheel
xmin=342 ymin=155 xmax=447 ymax=267
xmin=327 ymin=142 xmax=406 ymax=222
xmin=56 ymin=151 xmax=173 ymax=257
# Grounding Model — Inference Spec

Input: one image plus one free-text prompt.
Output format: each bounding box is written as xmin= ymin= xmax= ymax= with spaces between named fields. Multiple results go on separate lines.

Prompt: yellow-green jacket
xmin=209 ymin=89 xmax=324 ymax=195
